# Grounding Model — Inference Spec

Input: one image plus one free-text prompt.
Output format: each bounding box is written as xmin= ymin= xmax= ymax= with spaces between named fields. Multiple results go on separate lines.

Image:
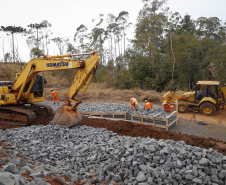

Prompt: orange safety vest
xmin=144 ymin=102 xmax=152 ymax=110
xmin=164 ymin=104 xmax=172 ymax=113
xmin=130 ymin=98 xmax=138 ymax=110
xmin=51 ymin=91 xmax=58 ymax=101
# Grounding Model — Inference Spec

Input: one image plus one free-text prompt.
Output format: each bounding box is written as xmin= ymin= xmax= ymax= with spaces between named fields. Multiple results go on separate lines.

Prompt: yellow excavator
xmin=0 ymin=52 xmax=100 ymax=127
xmin=162 ymin=81 xmax=226 ymax=116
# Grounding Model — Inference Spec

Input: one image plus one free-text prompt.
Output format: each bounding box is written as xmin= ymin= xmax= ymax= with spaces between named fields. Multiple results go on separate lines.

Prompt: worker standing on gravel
xmin=130 ymin=98 xmax=138 ymax=110
xmin=162 ymin=101 xmax=172 ymax=113
xmin=50 ymin=89 xmax=58 ymax=104
xmin=143 ymin=100 xmax=152 ymax=110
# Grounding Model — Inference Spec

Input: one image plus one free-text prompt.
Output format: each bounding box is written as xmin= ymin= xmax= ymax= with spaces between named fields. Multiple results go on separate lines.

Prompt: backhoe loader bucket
xmin=49 ymin=106 xmax=82 ymax=127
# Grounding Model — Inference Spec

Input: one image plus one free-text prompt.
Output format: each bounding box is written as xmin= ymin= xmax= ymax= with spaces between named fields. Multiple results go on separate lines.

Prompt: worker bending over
xmin=162 ymin=101 xmax=172 ymax=113
xmin=51 ymin=89 xmax=58 ymax=104
xmin=143 ymin=100 xmax=152 ymax=110
xmin=130 ymin=98 xmax=138 ymax=110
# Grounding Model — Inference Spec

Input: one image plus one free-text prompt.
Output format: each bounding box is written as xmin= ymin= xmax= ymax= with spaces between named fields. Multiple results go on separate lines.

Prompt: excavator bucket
xmin=49 ymin=106 xmax=82 ymax=127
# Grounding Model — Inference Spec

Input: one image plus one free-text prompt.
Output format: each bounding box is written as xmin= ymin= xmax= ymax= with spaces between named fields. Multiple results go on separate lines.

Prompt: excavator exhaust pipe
xmin=50 ymin=106 xmax=82 ymax=127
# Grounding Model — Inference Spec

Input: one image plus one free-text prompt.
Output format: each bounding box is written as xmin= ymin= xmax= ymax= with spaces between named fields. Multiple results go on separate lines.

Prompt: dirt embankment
xmin=80 ymin=117 xmax=226 ymax=155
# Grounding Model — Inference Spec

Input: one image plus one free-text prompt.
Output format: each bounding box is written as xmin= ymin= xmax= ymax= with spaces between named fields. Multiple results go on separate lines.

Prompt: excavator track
xmin=24 ymin=103 xmax=53 ymax=116
xmin=0 ymin=104 xmax=53 ymax=126
xmin=0 ymin=106 xmax=36 ymax=126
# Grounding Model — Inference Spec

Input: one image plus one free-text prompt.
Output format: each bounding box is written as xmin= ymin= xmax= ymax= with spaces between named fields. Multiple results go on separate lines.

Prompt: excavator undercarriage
xmin=0 ymin=104 xmax=52 ymax=126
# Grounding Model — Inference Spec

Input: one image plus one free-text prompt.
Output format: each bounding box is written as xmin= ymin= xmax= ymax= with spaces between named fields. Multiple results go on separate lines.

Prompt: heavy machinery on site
xmin=162 ymin=81 xmax=226 ymax=116
xmin=0 ymin=52 xmax=100 ymax=127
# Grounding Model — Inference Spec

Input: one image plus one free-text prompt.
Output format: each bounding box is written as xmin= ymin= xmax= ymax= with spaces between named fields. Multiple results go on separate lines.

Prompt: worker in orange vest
xmin=130 ymin=98 xmax=138 ymax=110
xmin=50 ymin=89 xmax=58 ymax=104
xmin=143 ymin=100 xmax=152 ymax=110
xmin=162 ymin=101 xmax=172 ymax=113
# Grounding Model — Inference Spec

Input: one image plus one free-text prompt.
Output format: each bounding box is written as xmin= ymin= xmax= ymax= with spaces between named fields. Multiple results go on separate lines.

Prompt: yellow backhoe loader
xmin=162 ymin=81 xmax=226 ymax=116
xmin=0 ymin=52 xmax=100 ymax=127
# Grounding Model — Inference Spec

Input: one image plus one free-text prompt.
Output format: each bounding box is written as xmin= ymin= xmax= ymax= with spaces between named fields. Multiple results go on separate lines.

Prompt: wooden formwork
xmin=131 ymin=100 xmax=178 ymax=130
xmin=131 ymin=111 xmax=177 ymax=130
xmin=81 ymin=100 xmax=178 ymax=131
xmin=155 ymin=111 xmax=177 ymax=130
xmin=81 ymin=112 xmax=127 ymax=120
xmin=131 ymin=112 xmax=163 ymax=126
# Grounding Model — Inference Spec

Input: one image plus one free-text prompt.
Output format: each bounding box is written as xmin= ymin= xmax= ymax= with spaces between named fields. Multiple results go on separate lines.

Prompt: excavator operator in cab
xmin=143 ymin=100 xmax=152 ymax=110
xmin=50 ymin=89 xmax=58 ymax=104
xmin=130 ymin=98 xmax=138 ymax=110
xmin=162 ymin=101 xmax=172 ymax=113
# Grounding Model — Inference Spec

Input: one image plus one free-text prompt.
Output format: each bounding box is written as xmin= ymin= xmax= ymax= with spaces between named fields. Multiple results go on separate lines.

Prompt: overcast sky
xmin=1 ymin=0 xmax=226 ymax=61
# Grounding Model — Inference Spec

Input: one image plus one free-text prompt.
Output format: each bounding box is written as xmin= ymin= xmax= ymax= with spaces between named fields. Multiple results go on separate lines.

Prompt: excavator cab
xmin=32 ymin=75 xmax=46 ymax=98
xmin=24 ymin=75 xmax=45 ymax=98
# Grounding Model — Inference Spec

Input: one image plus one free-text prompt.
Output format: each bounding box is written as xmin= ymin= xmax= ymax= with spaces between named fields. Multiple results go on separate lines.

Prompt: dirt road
xmin=178 ymin=109 xmax=226 ymax=125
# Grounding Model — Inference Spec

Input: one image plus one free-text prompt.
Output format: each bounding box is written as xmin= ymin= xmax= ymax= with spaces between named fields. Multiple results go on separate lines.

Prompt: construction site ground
xmin=0 ymin=103 xmax=226 ymax=184
xmin=0 ymin=107 xmax=226 ymax=156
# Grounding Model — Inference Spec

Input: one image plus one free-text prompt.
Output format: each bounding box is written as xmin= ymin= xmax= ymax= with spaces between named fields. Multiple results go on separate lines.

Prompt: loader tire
xmin=178 ymin=103 xmax=188 ymax=113
xmin=200 ymin=102 xmax=216 ymax=116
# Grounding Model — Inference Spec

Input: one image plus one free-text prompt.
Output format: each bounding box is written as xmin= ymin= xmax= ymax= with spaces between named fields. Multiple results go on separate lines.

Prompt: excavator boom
xmin=51 ymin=52 xmax=100 ymax=127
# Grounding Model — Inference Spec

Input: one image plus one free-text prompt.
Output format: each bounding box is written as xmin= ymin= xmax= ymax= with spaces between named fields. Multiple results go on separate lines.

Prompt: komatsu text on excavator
xmin=0 ymin=52 xmax=100 ymax=127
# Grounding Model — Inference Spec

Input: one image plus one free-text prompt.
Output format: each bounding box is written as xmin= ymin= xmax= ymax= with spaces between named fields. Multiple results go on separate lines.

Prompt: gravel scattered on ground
xmin=41 ymin=102 xmax=167 ymax=116
xmin=1 ymin=125 xmax=226 ymax=184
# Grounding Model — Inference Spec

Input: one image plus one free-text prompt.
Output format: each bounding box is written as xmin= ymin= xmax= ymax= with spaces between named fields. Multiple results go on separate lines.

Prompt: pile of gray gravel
xmin=39 ymin=102 xmax=166 ymax=116
xmin=1 ymin=125 xmax=226 ymax=184
xmin=77 ymin=103 xmax=165 ymax=116
xmin=40 ymin=102 xmax=176 ymax=126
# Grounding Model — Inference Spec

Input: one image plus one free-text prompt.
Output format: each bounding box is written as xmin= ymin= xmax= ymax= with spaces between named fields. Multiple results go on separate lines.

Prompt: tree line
xmin=1 ymin=0 xmax=226 ymax=91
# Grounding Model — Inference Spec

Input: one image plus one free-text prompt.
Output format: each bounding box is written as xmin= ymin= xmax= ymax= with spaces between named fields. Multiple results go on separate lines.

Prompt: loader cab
xmin=32 ymin=75 xmax=45 ymax=97
xmin=195 ymin=81 xmax=220 ymax=115
xmin=195 ymin=82 xmax=218 ymax=102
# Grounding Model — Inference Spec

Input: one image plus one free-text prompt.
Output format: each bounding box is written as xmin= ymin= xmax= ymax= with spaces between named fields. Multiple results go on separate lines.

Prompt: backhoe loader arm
xmin=162 ymin=91 xmax=177 ymax=103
